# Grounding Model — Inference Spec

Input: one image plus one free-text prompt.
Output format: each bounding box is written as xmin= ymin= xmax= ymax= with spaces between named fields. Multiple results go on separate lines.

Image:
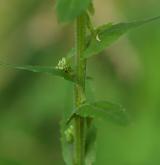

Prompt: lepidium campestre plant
xmin=1 ymin=0 xmax=160 ymax=165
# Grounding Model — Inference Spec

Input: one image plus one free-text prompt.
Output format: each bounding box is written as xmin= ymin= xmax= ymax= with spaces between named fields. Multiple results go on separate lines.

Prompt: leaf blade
xmin=85 ymin=124 xmax=97 ymax=165
xmin=83 ymin=16 xmax=160 ymax=59
xmin=0 ymin=62 xmax=75 ymax=82
xmin=68 ymin=100 xmax=129 ymax=126
xmin=60 ymin=121 xmax=73 ymax=165
xmin=55 ymin=0 xmax=92 ymax=22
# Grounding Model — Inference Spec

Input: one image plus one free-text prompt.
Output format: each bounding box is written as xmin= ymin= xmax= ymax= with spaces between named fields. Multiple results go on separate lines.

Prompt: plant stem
xmin=74 ymin=14 xmax=87 ymax=165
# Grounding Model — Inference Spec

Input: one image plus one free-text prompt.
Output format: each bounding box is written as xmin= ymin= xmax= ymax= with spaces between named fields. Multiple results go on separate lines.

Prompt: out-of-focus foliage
xmin=0 ymin=0 xmax=160 ymax=165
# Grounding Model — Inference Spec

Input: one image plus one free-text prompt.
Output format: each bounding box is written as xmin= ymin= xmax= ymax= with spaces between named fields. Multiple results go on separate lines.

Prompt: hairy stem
xmin=74 ymin=14 xmax=87 ymax=165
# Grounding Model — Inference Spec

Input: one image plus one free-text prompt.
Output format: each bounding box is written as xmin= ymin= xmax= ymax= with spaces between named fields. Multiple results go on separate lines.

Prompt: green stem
xmin=74 ymin=14 xmax=87 ymax=165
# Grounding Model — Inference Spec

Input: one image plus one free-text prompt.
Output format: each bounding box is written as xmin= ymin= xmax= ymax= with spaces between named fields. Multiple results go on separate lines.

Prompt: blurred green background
xmin=0 ymin=0 xmax=160 ymax=164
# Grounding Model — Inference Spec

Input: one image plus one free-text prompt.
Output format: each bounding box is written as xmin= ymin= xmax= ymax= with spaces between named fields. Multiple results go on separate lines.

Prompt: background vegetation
xmin=0 ymin=0 xmax=160 ymax=164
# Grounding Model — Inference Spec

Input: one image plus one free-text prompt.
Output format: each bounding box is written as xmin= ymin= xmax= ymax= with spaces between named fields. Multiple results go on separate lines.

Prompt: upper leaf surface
xmin=55 ymin=0 xmax=92 ymax=22
xmin=60 ymin=121 xmax=73 ymax=165
xmin=68 ymin=100 xmax=129 ymax=126
xmin=85 ymin=124 xmax=97 ymax=165
xmin=83 ymin=16 xmax=160 ymax=59
xmin=0 ymin=63 xmax=75 ymax=82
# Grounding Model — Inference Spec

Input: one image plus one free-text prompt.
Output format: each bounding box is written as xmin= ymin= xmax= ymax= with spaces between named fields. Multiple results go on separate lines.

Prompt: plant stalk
xmin=74 ymin=14 xmax=87 ymax=165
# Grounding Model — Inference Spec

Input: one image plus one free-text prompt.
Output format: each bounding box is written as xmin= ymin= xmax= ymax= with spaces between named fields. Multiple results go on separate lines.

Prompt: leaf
xmin=60 ymin=120 xmax=74 ymax=165
xmin=83 ymin=16 xmax=160 ymax=59
xmin=85 ymin=124 xmax=97 ymax=165
xmin=86 ymin=81 xmax=95 ymax=102
xmin=68 ymin=101 xmax=129 ymax=126
xmin=0 ymin=62 xmax=75 ymax=82
xmin=55 ymin=0 xmax=92 ymax=22
xmin=60 ymin=83 xmax=74 ymax=165
xmin=87 ymin=2 xmax=95 ymax=16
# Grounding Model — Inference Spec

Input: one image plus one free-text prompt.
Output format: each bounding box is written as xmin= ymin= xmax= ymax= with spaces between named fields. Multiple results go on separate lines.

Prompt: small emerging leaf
xmin=68 ymin=101 xmax=129 ymax=126
xmin=0 ymin=62 xmax=75 ymax=82
xmin=83 ymin=16 xmax=160 ymax=59
xmin=55 ymin=0 xmax=92 ymax=22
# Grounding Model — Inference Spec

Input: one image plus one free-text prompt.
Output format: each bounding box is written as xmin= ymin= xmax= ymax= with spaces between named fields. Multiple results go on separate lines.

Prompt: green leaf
xmin=85 ymin=124 xmax=97 ymax=165
xmin=68 ymin=101 xmax=129 ymax=125
xmin=86 ymin=81 xmax=95 ymax=102
xmin=60 ymin=121 xmax=74 ymax=165
xmin=87 ymin=2 xmax=95 ymax=16
xmin=0 ymin=62 xmax=75 ymax=82
xmin=83 ymin=16 xmax=160 ymax=59
xmin=55 ymin=0 xmax=92 ymax=22
xmin=60 ymin=83 xmax=74 ymax=165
